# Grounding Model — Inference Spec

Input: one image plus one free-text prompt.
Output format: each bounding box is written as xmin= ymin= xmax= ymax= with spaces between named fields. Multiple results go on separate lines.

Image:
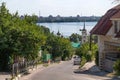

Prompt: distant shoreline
xmin=37 ymin=21 xmax=98 ymax=23
xmin=38 ymin=16 xmax=100 ymax=23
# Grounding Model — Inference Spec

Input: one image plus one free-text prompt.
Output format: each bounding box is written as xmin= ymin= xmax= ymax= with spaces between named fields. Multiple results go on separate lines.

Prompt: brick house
xmin=90 ymin=5 xmax=120 ymax=72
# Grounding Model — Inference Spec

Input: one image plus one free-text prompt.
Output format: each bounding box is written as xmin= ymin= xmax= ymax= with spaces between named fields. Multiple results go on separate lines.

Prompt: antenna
xmin=38 ymin=11 xmax=41 ymax=23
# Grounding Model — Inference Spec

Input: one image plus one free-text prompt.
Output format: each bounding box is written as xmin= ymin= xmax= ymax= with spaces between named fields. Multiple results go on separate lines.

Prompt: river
xmin=38 ymin=22 xmax=97 ymax=37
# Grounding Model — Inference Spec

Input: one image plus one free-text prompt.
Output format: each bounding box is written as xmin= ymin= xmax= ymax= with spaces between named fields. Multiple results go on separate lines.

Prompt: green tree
xmin=0 ymin=2 xmax=46 ymax=71
xmin=45 ymin=33 xmax=73 ymax=61
xmin=69 ymin=33 xmax=81 ymax=43
xmin=75 ymin=42 xmax=98 ymax=62
xmin=0 ymin=2 xmax=13 ymax=71
xmin=24 ymin=14 xmax=38 ymax=24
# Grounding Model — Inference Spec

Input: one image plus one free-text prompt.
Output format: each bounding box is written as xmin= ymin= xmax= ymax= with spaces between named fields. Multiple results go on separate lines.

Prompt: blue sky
xmin=0 ymin=0 xmax=116 ymax=16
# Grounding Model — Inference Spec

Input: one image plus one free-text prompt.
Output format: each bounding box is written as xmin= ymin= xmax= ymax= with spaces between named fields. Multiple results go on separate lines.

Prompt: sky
xmin=0 ymin=0 xmax=117 ymax=17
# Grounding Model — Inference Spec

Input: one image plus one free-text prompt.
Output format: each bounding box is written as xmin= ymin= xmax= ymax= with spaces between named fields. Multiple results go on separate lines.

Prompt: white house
xmin=90 ymin=4 xmax=120 ymax=72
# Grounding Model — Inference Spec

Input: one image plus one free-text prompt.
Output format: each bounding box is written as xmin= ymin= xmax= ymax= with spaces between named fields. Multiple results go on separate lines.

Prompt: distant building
xmin=90 ymin=4 xmax=120 ymax=72
xmin=80 ymin=21 xmax=88 ymax=44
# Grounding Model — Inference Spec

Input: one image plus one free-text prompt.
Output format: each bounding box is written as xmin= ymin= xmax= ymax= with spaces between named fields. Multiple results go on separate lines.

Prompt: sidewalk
xmin=0 ymin=72 xmax=11 ymax=80
xmin=0 ymin=65 xmax=44 ymax=80
xmin=74 ymin=61 xmax=120 ymax=80
xmin=0 ymin=61 xmax=63 ymax=80
xmin=0 ymin=64 xmax=46 ymax=80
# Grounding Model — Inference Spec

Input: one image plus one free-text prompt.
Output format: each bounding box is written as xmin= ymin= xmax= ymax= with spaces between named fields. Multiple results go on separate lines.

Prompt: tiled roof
xmin=111 ymin=10 xmax=120 ymax=19
xmin=112 ymin=4 xmax=120 ymax=9
xmin=90 ymin=5 xmax=120 ymax=35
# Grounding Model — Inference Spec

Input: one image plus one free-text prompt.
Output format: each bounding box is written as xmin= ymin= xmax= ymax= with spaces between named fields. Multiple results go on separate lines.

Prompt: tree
xmin=69 ymin=33 xmax=82 ymax=43
xmin=0 ymin=2 xmax=46 ymax=71
xmin=0 ymin=2 xmax=13 ymax=71
xmin=23 ymin=14 xmax=38 ymax=24
xmin=75 ymin=42 xmax=98 ymax=62
xmin=45 ymin=33 xmax=73 ymax=61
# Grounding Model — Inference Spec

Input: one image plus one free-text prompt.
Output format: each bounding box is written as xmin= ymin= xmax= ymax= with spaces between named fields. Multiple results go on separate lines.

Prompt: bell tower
xmin=80 ymin=21 xmax=87 ymax=44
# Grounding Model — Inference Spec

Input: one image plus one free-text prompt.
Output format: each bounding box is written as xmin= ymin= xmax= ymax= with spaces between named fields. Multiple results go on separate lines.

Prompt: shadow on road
xmin=73 ymin=65 xmax=119 ymax=80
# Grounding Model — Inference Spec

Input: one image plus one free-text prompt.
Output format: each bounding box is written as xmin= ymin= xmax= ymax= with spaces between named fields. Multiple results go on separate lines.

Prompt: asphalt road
xmin=22 ymin=60 xmax=113 ymax=80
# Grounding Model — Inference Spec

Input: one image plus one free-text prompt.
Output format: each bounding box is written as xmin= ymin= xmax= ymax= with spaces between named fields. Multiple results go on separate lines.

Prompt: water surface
xmin=38 ymin=22 xmax=97 ymax=36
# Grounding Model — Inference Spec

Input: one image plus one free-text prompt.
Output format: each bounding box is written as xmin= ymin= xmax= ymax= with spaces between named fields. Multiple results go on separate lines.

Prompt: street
xmin=21 ymin=60 xmax=113 ymax=80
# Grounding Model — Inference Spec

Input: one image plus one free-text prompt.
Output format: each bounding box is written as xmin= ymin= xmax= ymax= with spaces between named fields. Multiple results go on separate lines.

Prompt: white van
xmin=73 ymin=55 xmax=81 ymax=65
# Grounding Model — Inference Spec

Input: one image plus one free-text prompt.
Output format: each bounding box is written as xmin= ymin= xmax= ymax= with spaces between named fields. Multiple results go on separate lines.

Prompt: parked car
xmin=73 ymin=56 xmax=81 ymax=65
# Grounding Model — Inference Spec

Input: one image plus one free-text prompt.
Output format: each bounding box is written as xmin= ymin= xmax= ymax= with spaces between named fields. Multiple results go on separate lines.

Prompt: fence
xmin=11 ymin=60 xmax=37 ymax=78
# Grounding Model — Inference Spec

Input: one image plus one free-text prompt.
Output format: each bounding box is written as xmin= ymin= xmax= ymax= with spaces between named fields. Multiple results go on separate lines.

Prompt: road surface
xmin=21 ymin=60 xmax=113 ymax=80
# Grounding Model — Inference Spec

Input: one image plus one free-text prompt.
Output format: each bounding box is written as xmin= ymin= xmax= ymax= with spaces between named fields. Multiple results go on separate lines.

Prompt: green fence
xmin=42 ymin=54 xmax=52 ymax=62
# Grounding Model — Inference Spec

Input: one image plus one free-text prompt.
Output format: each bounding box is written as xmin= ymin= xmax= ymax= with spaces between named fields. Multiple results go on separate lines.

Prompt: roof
xmin=90 ymin=4 xmax=120 ymax=35
xmin=71 ymin=42 xmax=80 ymax=48
xmin=111 ymin=10 xmax=120 ymax=20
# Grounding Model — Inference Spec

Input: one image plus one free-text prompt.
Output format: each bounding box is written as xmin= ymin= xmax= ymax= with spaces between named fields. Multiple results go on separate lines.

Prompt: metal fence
xmin=11 ymin=60 xmax=37 ymax=78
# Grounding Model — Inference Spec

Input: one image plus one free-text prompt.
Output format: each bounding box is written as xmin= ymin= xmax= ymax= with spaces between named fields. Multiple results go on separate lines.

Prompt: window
xmin=114 ymin=21 xmax=120 ymax=33
xmin=114 ymin=21 xmax=118 ymax=33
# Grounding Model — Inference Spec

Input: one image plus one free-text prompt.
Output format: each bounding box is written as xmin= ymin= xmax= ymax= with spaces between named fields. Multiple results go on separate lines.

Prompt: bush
xmin=80 ymin=56 xmax=87 ymax=68
xmin=85 ymin=51 xmax=92 ymax=62
xmin=113 ymin=59 xmax=120 ymax=75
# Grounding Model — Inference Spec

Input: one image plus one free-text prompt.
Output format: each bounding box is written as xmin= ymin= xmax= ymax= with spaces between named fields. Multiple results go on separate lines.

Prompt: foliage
xmin=92 ymin=35 xmax=98 ymax=43
xmin=23 ymin=14 xmax=38 ymax=24
xmin=45 ymin=34 xmax=74 ymax=61
xmin=69 ymin=33 xmax=82 ymax=43
xmin=80 ymin=56 xmax=87 ymax=68
xmin=75 ymin=42 xmax=98 ymax=66
xmin=113 ymin=59 xmax=120 ymax=75
xmin=40 ymin=26 xmax=50 ymax=35
xmin=0 ymin=2 xmax=46 ymax=71
xmin=0 ymin=2 xmax=74 ymax=71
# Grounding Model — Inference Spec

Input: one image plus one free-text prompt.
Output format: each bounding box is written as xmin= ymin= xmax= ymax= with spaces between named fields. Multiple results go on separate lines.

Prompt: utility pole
xmin=89 ymin=34 xmax=92 ymax=51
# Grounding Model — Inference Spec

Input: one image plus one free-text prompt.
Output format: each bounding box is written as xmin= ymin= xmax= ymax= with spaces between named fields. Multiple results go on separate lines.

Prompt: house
xmin=90 ymin=5 xmax=120 ymax=72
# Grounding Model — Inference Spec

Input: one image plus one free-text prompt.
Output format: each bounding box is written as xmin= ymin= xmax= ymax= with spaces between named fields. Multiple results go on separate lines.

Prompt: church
xmin=80 ymin=21 xmax=88 ymax=44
